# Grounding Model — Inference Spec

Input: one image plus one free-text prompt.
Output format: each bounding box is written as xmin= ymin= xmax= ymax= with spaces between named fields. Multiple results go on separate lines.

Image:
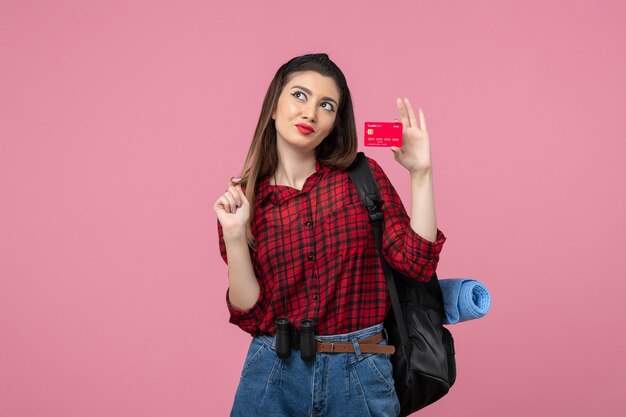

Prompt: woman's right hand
xmin=213 ymin=177 xmax=250 ymax=237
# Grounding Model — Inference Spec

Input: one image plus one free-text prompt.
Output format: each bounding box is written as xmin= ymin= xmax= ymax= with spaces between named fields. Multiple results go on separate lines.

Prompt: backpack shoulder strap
xmin=347 ymin=152 xmax=384 ymax=223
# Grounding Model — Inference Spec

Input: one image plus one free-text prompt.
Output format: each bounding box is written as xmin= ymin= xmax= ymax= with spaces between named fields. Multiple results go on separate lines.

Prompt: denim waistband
xmin=258 ymin=323 xmax=386 ymax=350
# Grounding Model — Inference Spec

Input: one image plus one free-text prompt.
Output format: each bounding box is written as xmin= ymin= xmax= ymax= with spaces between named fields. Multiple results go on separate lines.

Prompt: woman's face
xmin=271 ymin=70 xmax=340 ymax=154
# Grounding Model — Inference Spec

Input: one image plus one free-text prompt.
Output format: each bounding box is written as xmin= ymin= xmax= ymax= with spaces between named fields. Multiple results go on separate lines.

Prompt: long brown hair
xmin=238 ymin=53 xmax=358 ymax=249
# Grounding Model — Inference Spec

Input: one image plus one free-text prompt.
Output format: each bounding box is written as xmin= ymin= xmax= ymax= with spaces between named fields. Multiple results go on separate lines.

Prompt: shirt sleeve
xmin=367 ymin=157 xmax=447 ymax=282
xmin=225 ymin=287 xmax=265 ymax=336
xmin=217 ymin=217 xmax=266 ymax=336
xmin=217 ymin=219 xmax=228 ymax=264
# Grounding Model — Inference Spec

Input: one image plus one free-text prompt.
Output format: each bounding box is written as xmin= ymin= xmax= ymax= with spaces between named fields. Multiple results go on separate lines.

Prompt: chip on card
xmin=364 ymin=122 xmax=403 ymax=147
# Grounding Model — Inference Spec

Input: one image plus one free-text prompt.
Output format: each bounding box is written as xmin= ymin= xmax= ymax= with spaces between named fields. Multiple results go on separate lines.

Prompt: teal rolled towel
xmin=439 ymin=278 xmax=491 ymax=324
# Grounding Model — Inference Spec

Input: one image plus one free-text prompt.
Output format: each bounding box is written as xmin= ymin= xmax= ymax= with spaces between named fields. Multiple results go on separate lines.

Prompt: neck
xmin=271 ymin=150 xmax=317 ymax=190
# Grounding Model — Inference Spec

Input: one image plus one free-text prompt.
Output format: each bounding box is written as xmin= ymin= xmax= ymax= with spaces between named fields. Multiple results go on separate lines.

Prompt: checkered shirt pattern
xmin=217 ymin=156 xmax=446 ymax=336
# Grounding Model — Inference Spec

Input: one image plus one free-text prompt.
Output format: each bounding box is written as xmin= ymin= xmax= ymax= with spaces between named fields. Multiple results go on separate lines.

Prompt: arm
xmin=410 ymin=169 xmax=437 ymax=242
xmin=376 ymin=98 xmax=445 ymax=280
xmin=217 ymin=219 xmax=265 ymax=333
xmin=222 ymin=231 xmax=260 ymax=310
xmin=368 ymin=157 xmax=446 ymax=282
xmin=214 ymin=178 xmax=267 ymax=335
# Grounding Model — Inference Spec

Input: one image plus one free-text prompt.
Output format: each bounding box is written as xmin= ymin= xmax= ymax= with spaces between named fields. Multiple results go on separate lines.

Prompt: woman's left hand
xmin=390 ymin=97 xmax=432 ymax=175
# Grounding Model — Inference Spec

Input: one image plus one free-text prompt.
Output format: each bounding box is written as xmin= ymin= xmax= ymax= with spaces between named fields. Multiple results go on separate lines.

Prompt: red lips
xmin=296 ymin=123 xmax=315 ymax=134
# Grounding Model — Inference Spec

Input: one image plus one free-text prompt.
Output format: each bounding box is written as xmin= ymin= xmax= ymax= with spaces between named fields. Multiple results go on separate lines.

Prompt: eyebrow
xmin=290 ymin=85 xmax=339 ymax=106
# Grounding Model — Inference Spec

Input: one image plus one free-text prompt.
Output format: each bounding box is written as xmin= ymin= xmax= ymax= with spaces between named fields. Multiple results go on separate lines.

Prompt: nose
xmin=301 ymin=102 xmax=317 ymax=122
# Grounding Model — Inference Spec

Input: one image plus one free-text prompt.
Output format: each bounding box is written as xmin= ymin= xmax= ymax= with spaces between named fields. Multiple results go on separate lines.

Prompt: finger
xmin=234 ymin=183 xmax=249 ymax=204
xmin=217 ymin=195 xmax=234 ymax=214
xmin=223 ymin=192 xmax=237 ymax=213
xmin=228 ymin=185 xmax=244 ymax=207
xmin=396 ymin=97 xmax=410 ymax=128
xmin=419 ymin=108 xmax=427 ymax=132
xmin=403 ymin=97 xmax=419 ymax=130
xmin=228 ymin=176 xmax=242 ymax=187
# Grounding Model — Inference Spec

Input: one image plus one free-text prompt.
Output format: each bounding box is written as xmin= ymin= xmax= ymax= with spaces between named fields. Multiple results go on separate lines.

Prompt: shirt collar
xmin=256 ymin=159 xmax=331 ymax=206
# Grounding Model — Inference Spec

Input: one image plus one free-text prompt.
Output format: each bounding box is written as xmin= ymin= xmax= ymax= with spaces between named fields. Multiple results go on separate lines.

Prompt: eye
xmin=291 ymin=91 xmax=306 ymax=101
xmin=321 ymin=102 xmax=335 ymax=112
xmin=291 ymin=91 xmax=336 ymax=113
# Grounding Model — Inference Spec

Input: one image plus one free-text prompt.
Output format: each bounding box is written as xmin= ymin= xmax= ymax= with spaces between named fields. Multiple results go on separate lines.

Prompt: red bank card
xmin=364 ymin=122 xmax=403 ymax=147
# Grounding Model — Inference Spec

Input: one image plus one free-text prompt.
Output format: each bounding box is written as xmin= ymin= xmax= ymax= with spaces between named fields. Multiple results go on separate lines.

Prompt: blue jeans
xmin=230 ymin=322 xmax=401 ymax=417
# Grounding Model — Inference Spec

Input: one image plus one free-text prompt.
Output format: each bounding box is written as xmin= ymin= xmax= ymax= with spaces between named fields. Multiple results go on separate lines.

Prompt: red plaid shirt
xmin=217 ymin=156 xmax=446 ymax=336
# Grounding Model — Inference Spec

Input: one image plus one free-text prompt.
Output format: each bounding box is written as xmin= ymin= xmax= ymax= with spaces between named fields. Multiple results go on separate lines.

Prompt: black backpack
xmin=347 ymin=152 xmax=456 ymax=416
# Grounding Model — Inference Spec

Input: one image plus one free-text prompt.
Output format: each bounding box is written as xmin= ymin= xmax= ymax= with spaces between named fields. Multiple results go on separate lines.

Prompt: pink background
xmin=2 ymin=0 xmax=625 ymax=416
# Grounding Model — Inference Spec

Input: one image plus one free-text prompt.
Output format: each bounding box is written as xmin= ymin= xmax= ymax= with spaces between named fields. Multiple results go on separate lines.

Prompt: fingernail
xmin=236 ymin=201 xmax=241 ymax=207
xmin=231 ymin=208 xmax=236 ymax=213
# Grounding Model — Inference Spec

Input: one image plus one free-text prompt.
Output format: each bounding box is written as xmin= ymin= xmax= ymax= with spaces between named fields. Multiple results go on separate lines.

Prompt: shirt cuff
xmin=225 ymin=287 xmax=265 ymax=327
xmin=404 ymin=226 xmax=447 ymax=263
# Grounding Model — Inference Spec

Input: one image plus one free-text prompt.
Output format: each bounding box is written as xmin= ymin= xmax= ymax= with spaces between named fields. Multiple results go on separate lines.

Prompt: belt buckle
xmin=330 ymin=342 xmax=335 ymax=353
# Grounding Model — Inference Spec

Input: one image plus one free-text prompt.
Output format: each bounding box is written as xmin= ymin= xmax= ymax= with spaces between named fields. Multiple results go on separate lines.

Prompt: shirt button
xmin=307 ymin=255 xmax=314 ymax=261
xmin=305 ymin=221 xmax=312 ymax=227
xmin=313 ymin=295 xmax=318 ymax=300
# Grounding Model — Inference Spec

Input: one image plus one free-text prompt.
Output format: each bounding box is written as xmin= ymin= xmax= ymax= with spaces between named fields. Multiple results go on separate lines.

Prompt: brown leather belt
xmin=316 ymin=332 xmax=395 ymax=355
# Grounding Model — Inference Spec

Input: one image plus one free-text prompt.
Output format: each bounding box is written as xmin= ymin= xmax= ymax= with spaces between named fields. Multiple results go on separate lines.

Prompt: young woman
xmin=213 ymin=53 xmax=446 ymax=417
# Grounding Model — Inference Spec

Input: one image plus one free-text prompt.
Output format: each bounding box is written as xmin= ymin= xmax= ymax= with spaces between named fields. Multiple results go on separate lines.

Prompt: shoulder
xmin=336 ymin=153 xmax=390 ymax=183
xmin=337 ymin=153 xmax=384 ymax=173
xmin=327 ymin=154 xmax=390 ymax=186
xmin=364 ymin=155 xmax=380 ymax=169
xmin=360 ymin=155 xmax=400 ymax=202
xmin=363 ymin=155 xmax=388 ymax=180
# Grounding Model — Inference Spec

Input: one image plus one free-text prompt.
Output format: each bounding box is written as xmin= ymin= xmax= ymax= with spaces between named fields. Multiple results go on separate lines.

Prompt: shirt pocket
xmin=322 ymin=201 xmax=373 ymax=255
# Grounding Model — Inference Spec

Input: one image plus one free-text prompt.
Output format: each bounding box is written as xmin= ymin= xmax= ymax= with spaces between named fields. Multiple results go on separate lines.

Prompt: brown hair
xmin=238 ymin=53 xmax=358 ymax=249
